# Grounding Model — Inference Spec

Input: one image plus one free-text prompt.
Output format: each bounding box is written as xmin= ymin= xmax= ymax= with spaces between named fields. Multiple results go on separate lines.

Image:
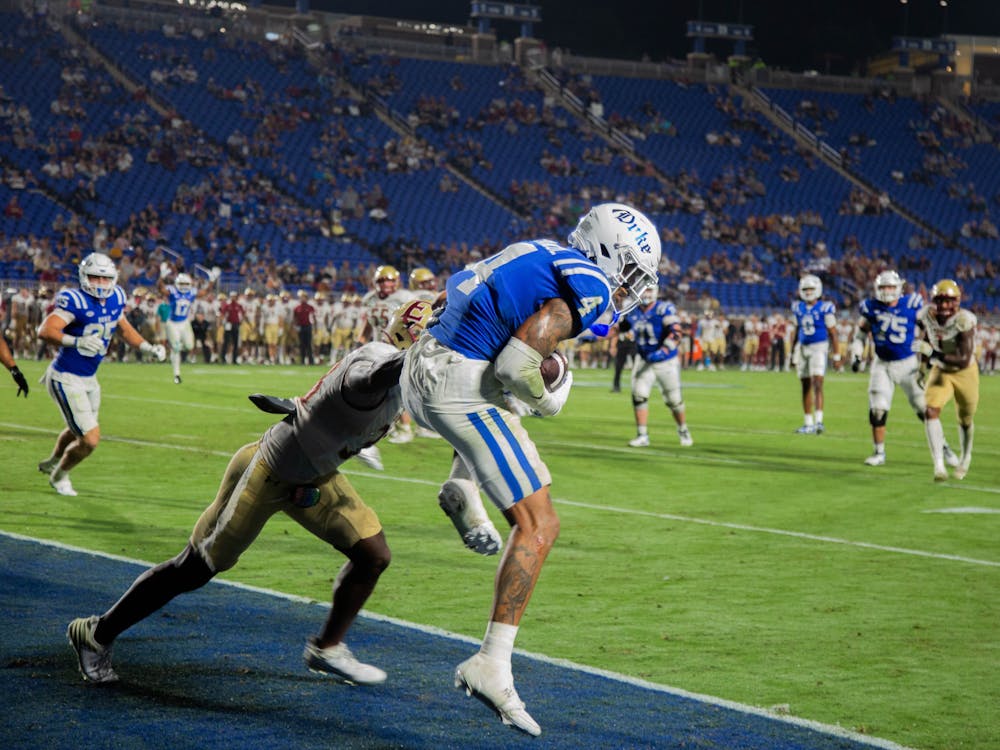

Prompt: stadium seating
xmin=0 ymin=7 xmax=996 ymax=314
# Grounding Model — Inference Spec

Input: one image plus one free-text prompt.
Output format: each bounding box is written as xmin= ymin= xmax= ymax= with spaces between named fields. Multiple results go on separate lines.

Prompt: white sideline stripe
xmin=557 ymin=499 xmax=1000 ymax=568
xmin=922 ymin=506 xmax=1000 ymax=514
xmin=0 ymin=529 xmax=916 ymax=750
xmin=4 ymin=423 xmax=997 ymax=563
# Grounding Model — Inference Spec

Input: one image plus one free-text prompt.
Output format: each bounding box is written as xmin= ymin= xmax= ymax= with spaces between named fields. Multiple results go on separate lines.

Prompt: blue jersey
xmin=792 ymin=299 xmax=836 ymax=345
xmin=52 ymin=286 xmax=128 ymax=377
xmin=859 ymin=292 xmax=923 ymax=362
xmin=431 ymin=240 xmax=612 ymax=360
xmin=625 ymin=301 xmax=680 ymax=363
xmin=167 ymin=286 xmax=197 ymax=322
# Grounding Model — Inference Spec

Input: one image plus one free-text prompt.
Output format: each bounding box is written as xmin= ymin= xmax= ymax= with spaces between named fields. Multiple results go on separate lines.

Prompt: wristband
xmin=61 ymin=334 xmax=78 ymax=347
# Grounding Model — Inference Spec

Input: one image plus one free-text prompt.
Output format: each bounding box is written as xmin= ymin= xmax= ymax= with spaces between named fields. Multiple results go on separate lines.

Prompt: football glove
xmin=789 ymin=344 xmax=801 ymax=369
xmin=249 ymin=393 xmax=296 ymax=415
xmin=10 ymin=366 xmax=28 ymax=397
xmin=76 ymin=334 xmax=104 ymax=357
xmin=140 ymin=341 xmax=167 ymax=361
xmin=534 ymin=370 xmax=573 ymax=417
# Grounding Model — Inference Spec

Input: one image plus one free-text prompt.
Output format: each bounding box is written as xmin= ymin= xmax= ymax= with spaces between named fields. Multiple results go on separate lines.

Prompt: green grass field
xmin=1 ymin=358 xmax=997 ymax=750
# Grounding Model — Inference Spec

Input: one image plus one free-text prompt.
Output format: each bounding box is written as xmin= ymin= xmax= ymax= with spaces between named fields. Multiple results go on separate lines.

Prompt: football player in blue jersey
xmin=621 ymin=286 xmax=693 ymax=447
xmin=1 ymin=333 xmax=29 ymax=397
xmin=401 ymin=203 xmax=661 ymax=736
xmin=790 ymin=274 xmax=840 ymax=434
xmin=159 ymin=271 xmax=199 ymax=384
xmin=36 ymin=253 xmax=167 ymax=496
xmin=850 ymin=270 xmax=960 ymax=468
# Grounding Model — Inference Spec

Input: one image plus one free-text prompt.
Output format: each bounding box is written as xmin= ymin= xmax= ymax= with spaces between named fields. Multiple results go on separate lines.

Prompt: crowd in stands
xmin=1 ymin=4 xmax=998 ymax=324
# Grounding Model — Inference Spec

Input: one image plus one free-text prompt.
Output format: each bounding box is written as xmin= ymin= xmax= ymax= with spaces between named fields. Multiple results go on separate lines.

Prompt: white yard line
xmin=3 ymin=421 xmax=996 ymax=567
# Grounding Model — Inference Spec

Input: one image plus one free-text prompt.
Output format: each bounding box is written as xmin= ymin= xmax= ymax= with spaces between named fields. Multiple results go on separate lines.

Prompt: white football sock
xmin=480 ymin=621 xmax=518 ymax=663
xmin=925 ymin=417 xmax=945 ymax=466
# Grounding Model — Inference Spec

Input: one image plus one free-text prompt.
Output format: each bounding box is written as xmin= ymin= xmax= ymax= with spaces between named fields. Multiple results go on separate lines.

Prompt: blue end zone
xmin=0 ymin=534 xmax=904 ymax=749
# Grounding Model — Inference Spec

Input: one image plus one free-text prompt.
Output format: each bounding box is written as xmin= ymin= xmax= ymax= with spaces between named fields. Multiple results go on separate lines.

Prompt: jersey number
xmin=82 ymin=322 xmax=115 ymax=355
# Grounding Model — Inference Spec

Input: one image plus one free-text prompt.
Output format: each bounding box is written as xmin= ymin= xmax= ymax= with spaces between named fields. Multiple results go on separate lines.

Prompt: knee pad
xmin=438 ymin=479 xmax=502 ymax=555
xmin=632 ymin=396 xmax=649 ymax=409
xmin=664 ymin=389 xmax=684 ymax=412
xmin=869 ymin=409 xmax=888 ymax=427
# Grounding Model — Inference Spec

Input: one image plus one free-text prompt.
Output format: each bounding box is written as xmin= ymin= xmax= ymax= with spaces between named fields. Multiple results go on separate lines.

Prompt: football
xmin=540 ymin=351 xmax=569 ymax=391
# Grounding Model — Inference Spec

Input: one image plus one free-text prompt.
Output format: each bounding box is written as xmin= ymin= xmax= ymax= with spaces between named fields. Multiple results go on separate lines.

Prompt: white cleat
xmin=678 ymin=427 xmax=693 ymax=447
xmin=67 ymin=616 xmax=118 ymax=683
xmin=953 ymin=464 xmax=969 ymax=481
xmin=303 ymin=639 xmax=386 ymax=685
xmin=416 ymin=426 xmax=441 ymax=439
xmin=387 ymin=429 xmax=413 ymax=444
xmin=628 ymin=434 xmax=650 ymax=448
xmin=864 ymin=452 xmax=886 ymax=466
xmin=50 ymin=473 xmax=78 ymax=496
xmin=462 ymin=522 xmax=503 ymax=556
xmin=355 ymin=446 xmax=383 ymax=471
xmin=942 ymin=445 xmax=961 ymax=469
xmin=454 ymin=653 xmax=541 ymax=737
xmin=933 ymin=465 xmax=948 ymax=482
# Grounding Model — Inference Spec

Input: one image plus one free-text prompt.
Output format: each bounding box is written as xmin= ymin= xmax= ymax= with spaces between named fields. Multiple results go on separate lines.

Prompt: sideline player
xmin=66 ymin=301 xmax=433 ymax=685
xmin=850 ymin=270 xmax=959 ymax=468
xmin=37 ymin=253 xmax=166 ymax=496
xmin=402 ymin=202 xmax=660 ymax=736
xmin=621 ymin=287 xmax=692 ymax=447
xmin=790 ymin=274 xmax=839 ymax=433
xmin=916 ymin=279 xmax=979 ymax=481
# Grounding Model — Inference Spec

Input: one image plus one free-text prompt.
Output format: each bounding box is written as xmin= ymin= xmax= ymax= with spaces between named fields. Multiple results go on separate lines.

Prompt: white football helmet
xmin=874 ymin=270 xmax=902 ymax=304
xmin=79 ymin=252 xmax=119 ymax=299
xmin=175 ymin=273 xmax=193 ymax=293
xmin=798 ymin=274 xmax=822 ymax=303
xmin=568 ymin=203 xmax=661 ymax=316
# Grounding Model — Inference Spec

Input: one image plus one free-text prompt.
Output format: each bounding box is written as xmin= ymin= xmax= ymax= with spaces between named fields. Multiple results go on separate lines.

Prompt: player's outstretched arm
xmin=119 ymin=315 xmax=166 ymax=361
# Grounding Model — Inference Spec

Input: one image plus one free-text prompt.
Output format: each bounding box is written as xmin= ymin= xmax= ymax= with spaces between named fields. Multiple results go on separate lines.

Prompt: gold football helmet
xmin=373 ymin=265 xmax=400 ymax=284
xmin=408 ymin=267 xmax=436 ymax=291
xmin=384 ymin=300 xmax=433 ymax=350
xmin=930 ymin=279 xmax=960 ymax=301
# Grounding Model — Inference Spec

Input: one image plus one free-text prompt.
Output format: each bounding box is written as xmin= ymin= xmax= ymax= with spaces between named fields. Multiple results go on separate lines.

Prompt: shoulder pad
xmin=956 ymin=310 xmax=977 ymax=332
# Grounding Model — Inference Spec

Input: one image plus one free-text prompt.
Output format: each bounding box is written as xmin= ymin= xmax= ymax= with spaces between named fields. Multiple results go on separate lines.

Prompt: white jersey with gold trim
xmin=361 ymin=288 xmax=415 ymax=339
xmin=919 ymin=307 xmax=977 ymax=373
